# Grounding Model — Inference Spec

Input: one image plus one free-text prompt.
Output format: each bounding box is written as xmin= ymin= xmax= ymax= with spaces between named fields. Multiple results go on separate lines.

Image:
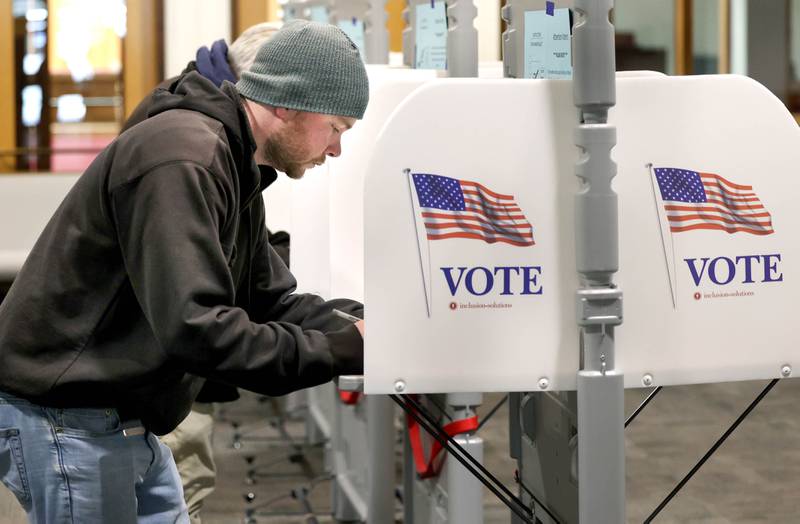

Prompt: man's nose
xmin=326 ymin=138 xmax=342 ymax=158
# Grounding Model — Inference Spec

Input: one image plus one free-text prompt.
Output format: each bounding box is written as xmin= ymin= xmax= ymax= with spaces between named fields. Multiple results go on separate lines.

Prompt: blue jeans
xmin=0 ymin=390 xmax=189 ymax=523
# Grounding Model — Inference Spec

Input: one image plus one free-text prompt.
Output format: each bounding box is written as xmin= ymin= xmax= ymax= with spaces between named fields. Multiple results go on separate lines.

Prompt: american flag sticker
xmin=653 ymin=167 xmax=774 ymax=235
xmin=648 ymin=165 xmax=774 ymax=310
xmin=410 ymin=173 xmax=535 ymax=246
xmin=406 ymin=171 xmax=535 ymax=317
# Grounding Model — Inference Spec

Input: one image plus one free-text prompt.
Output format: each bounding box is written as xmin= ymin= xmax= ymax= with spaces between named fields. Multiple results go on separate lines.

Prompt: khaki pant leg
xmin=0 ymin=484 xmax=27 ymax=524
xmin=159 ymin=402 xmax=216 ymax=524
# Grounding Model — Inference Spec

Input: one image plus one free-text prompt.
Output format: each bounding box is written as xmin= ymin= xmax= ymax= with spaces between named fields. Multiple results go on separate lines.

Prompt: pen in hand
xmin=333 ymin=309 xmax=364 ymax=337
xmin=332 ymin=309 xmax=361 ymax=323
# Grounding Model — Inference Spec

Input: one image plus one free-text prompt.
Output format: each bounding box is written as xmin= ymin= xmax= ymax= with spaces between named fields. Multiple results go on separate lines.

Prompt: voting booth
xmin=352 ymin=72 xmax=800 ymax=522
xmin=362 ymin=74 xmax=798 ymax=393
xmin=303 ymin=8 xmax=798 ymax=522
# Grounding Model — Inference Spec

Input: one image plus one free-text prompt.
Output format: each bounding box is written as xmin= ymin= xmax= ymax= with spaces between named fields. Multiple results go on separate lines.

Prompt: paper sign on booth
xmin=415 ymin=1 xmax=447 ymax=70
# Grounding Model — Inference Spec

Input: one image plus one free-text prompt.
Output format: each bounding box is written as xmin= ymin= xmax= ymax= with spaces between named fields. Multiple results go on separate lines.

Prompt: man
xmin=0 ymin=20 xmax=368 ymax=523
xmin=124 ymin=23 xmax=289 ymax=523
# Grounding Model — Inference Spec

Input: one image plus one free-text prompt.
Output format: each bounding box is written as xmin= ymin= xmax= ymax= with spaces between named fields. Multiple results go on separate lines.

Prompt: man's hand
xmin=355 ymin=319 xmax=365 ymax=338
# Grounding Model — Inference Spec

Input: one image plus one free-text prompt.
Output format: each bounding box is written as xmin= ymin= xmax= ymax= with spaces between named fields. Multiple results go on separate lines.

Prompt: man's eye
xmin=331 ymin=124 xmax=341 ymax=134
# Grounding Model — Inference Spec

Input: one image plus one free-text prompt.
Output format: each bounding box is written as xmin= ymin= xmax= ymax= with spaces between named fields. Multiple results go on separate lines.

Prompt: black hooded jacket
xmin=0 ymin=72 xmax=362 ymax=434
xmin=123 ymin=61 xmax=291 ymax=404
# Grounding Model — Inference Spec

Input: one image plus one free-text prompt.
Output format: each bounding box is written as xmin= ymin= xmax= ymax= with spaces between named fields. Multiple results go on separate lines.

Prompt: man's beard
xmin=262 ymin=126 xmax=325 ymax=180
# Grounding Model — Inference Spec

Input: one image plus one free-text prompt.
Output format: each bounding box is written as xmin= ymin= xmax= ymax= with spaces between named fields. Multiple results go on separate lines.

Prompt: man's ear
xmin=274 ymin=107 xmax=300 ymax=122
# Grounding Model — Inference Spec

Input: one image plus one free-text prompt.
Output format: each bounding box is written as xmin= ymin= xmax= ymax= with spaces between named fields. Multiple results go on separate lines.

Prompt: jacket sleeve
xmin=110 ymin=162 xmax=354 ymax=396
xmin=247 ymin=215 xmax=364 ymax=375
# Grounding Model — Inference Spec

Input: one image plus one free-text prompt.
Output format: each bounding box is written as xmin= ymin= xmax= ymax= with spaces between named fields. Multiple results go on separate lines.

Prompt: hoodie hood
xmin=145 ymin=71 xmax=277 ymax=195
xmin=148 ymin=71 xmax=251 ymax=154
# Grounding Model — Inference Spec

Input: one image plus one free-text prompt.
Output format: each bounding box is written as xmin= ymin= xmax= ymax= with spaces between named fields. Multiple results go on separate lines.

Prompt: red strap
xmin=338 ymin=390 xmax=362 ymax=405
xmin=407 ymin=407 xmax=479 ymax=479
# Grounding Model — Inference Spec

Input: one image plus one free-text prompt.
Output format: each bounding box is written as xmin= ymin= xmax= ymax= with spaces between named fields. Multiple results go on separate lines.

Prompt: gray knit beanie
xmin=236 ymin=20 xmax=369 ymax=119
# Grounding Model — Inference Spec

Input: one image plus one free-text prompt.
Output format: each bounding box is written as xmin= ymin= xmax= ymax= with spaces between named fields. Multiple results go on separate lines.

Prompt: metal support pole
xmin=445 ymin=392 xmax=484 ymax=524
xmin=572 ymin=0 xmax=624 ymax=522
xmin=365 ymin=0 xmax=389 ymax=64
xmin=403 ymin=424 xmax=415 ymax=523
xmin=366 ymin=395 xmax=396 ymax=521
xmin=446 ymin=432 xmax=484 ymax=523
xmin=445 ymin=0 xmax=478 ymax=77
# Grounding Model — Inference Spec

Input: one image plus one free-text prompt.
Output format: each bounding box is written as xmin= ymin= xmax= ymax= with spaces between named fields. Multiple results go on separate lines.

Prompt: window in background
xmin=731 ymin=1 xmax=789 ymax=110
xmin=13 ymin=0 xmax=49 ymax=171
xmin=614 ymin=0 xmax=674 ymax=75
xmin=789 ymin=0 xmax=800 ymax=112
xmin=47 ymin=0 xmax=126 ymax=172
xmin=692 ymin=0 xmax=720 ymax=74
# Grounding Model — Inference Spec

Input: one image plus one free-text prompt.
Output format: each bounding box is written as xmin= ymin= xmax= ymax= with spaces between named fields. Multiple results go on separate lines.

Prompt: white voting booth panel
xmin=364 ymin=74 xmax=800 ymax=394
xmin=262 ymin=170 xmax=306 ymax=414
xmin=262 ymin=175 xmax=293 ymax=234
xmin=0 ymin=174 xmax=80 ymax=279
xmin=289 ymin=165 xmax=332 ymax=297
xmin=287 ymin=165 xmax=337 ymax=443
